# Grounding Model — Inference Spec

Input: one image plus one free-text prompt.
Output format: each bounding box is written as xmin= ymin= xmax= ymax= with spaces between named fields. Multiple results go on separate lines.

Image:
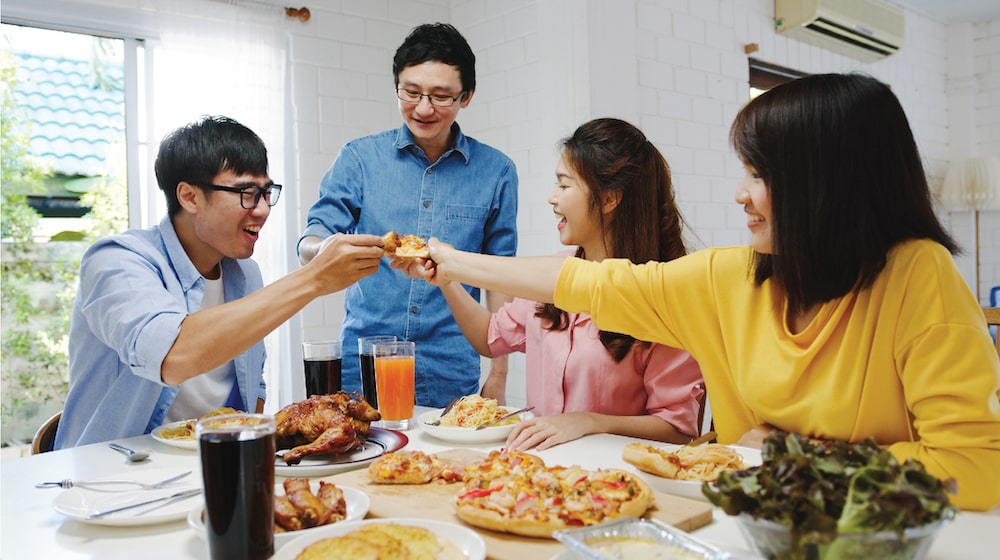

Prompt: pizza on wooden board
xmin=382 ymin=231 xmax=430 ymax=258
xmin=454 ymin=450 xmax=655 ymax=538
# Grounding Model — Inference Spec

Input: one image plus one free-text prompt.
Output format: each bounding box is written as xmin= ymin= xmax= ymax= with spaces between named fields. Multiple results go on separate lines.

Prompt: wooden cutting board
xmin=321 ymin=450 xmax=713 ymax=560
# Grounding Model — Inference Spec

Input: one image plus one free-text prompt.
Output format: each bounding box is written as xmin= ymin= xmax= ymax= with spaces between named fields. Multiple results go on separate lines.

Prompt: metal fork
xmin=35 ymin=470 xmax=192 ymax=490
xmin=426 ymin=397 xmax=460 ymax=426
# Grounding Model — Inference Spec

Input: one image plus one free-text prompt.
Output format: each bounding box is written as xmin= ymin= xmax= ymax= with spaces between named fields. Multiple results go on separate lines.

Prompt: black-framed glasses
xmin=197 ymin=183 xmax=282 ymax=209
xmin=395 ymin=87 xmax=465 ymax=107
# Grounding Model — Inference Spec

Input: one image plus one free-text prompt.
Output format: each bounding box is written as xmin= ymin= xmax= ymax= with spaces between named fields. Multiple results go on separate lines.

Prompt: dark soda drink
xmin=304 ymin=357 xmax=342 ymax=396
xmin=199 ymin=423 xmax=275 ymax=560
xmin=359 ymin=353 xmax=378 ymax=407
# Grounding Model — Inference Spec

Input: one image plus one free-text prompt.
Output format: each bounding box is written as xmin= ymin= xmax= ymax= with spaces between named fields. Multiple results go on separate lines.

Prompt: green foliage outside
xmin=1 ymin=48 xmax=127 ymax=443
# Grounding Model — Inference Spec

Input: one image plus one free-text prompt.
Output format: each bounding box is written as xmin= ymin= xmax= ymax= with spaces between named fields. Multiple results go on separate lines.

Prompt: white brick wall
xmin=15 ymin=0 xmax=997 ymax=406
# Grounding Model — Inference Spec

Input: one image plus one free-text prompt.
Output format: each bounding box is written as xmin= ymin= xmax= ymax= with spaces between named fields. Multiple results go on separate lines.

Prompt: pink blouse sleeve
xmin=487 ymin=297 xmax=536 ymax=356
xmin=636 ymin=343 xmax=704 ymax=437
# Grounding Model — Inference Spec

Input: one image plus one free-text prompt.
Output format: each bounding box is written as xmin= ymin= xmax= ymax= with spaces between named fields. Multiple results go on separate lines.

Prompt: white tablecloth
xmin=2 ymin=407 xmax=996 ymax=559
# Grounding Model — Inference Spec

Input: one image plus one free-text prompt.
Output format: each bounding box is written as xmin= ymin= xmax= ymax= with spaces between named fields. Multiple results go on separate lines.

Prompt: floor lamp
xmin=939 ymin=156 xmax=1000 ymax=303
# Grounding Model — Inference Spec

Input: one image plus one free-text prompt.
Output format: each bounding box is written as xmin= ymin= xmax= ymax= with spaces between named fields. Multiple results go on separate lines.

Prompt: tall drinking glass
xmin=302 ymin=340 xmax=342 ymax=396
xmin=197 ymin=413 xmax=275 ymax=560
xmin=373 ymin=340 xmax=415 ymax=430
xmin=357 ymin=335 xmax=397 ymax=408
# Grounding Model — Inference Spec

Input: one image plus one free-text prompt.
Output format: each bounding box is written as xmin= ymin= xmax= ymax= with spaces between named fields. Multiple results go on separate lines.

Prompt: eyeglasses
xmin=197 ymin=183 xmax=282 ymax=209
xmin=395 ymin=87 xmax=465 ymax=107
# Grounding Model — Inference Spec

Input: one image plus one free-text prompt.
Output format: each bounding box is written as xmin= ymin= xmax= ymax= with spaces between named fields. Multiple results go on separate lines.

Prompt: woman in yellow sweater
xmin=393 ymin=73 xmax=1000 ymax=511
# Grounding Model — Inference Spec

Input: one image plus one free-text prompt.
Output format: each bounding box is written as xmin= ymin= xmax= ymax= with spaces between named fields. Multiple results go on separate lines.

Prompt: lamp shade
xmin=939 ymin=156 xmax=1000 ymax=211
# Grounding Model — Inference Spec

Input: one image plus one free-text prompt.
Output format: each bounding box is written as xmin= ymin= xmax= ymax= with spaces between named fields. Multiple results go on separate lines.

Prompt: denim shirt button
xmin=423 ymin=200 xmax=431 ymax=208
xmin=410 ymin=306 xmax=419 ymax=314
xmin=426 ymin=168 xmax=432 ymax=174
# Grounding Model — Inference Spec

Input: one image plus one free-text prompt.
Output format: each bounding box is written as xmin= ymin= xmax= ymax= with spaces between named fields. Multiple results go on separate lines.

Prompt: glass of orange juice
xmin=372 ymin=340 xmax=415 ymax=430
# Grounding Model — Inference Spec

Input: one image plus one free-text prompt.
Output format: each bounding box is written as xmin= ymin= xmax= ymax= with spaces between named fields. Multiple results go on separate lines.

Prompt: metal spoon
xmin=108 ymin=443 xmax=150 ymax=463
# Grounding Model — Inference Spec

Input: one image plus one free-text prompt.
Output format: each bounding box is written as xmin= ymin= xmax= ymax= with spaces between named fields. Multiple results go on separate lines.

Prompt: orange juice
xmin=374 ymin=355 xmax=414 ymax=421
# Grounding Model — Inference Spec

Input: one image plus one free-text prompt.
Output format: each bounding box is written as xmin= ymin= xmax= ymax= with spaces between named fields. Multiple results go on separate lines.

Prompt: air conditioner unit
xmin=775 ymin=0 xmax=904 ymax=62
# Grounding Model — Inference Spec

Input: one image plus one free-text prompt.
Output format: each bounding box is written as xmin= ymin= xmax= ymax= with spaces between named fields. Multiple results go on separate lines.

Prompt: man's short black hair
xmin=393 ymin=22 xmax=476 ymax=93
xmin=154 ymin=115 xmax=268 ymax=216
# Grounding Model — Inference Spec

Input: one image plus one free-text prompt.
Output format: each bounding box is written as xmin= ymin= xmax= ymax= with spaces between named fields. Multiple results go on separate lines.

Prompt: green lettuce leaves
xmin=702 ymin=432 xmax=956 ymax=553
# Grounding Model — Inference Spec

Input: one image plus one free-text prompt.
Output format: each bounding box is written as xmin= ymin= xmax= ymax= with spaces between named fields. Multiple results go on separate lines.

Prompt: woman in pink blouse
xmin=402 ymin=118 xmax=704 ymax=450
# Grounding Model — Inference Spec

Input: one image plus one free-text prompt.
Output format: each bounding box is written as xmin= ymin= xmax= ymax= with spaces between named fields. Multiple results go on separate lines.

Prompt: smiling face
xmin=550 ymin=153 xmax=608 ymax=260
xmin=177 ymin=170 xmax=271 ymax=277
xmin=396 ymin=61 xmax=472 ymax=160
xmin=736 ymin=162 xmax=773 ymax=254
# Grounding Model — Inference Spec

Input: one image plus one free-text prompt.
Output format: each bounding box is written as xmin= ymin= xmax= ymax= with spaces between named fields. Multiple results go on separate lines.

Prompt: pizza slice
xmin=367 ymin=450 xmax=444 ymax=484
xmin=382 ymin=231 xmax=430 ymax=259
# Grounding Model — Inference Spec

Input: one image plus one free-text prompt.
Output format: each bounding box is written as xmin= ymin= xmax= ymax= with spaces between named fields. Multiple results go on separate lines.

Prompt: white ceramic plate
xmin=275 ymin=427 xmax=408 ymax=477
xmin=151 ymin=420 xmax=197 ymax=450
xmin=272 ymin=518 xmax=487 ymax=560
xmin=632 ymin=444 xmax=762 ymax=502
xmin=52 ymin=467 xmax=201 ymax=526
xmin=187 ymin=482 xmax=369 ymax=550
xmin=418 ymin=406 xmax=535 ymax=444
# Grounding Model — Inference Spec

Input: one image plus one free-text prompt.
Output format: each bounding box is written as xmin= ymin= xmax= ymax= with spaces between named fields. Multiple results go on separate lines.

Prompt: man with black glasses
xmin=298 ymin=23 xmax=519 ymax=409
xmin=55 ymin=115 xmax=384 ymax=448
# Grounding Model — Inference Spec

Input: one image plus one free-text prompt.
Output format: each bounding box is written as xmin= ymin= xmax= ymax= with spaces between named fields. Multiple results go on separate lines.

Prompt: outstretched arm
xmin=422 ymin=238 xmax=564 ymax=304
xmin=439 ymin=281 xmax=493 ymax=357
xmin=161 ymin=233 xmax=383 ymax=385
xmin=505 ymin=413 xmax=689 ymax=451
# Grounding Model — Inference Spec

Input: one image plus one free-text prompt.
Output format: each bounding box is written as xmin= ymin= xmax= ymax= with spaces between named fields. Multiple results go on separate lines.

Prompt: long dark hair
xmin=537 ymin=118 xmax=687 ymax=361
xmin=730 ymin=73 xmax=959 ymax=316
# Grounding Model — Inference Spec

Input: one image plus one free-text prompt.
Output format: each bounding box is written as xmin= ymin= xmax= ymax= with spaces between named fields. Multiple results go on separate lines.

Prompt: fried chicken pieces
xmin=275 ymin=391 xmax=380 ymax=465
xmin=274 ymin=478 xmax=346 ymax=532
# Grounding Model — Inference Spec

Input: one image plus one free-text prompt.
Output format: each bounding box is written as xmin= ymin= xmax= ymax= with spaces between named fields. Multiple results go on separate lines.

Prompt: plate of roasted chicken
xmin=188 ymin=479 xmax=369 ymax=548
xmin=274 ymin=392 xmax=407 ymax=476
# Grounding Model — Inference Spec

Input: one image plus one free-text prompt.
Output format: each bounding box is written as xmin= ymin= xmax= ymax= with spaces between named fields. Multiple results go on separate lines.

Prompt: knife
xmin=84 ymin=488 xmax=201 ymax=520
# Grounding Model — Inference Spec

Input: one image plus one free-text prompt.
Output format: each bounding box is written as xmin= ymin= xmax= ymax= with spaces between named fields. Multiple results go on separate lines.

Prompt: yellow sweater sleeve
xmin=555 ymin=242 xmax=1000 ymax=511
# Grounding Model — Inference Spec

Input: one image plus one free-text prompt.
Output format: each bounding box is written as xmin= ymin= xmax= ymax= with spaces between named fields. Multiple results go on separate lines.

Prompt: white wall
xmin=5 ymin=0 xmax=998 ymax=406
xmin=285 ymin=1 xmax=1000 ymax=405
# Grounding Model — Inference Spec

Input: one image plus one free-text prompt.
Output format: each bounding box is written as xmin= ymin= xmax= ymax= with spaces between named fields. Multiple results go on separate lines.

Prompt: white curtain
xmin=146 ymin=0 xmax=294 ymax=412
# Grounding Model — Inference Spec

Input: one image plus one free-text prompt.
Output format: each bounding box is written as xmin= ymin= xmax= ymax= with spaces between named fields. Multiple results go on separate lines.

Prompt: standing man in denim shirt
xmin=55 ymin=116 xmax=384 ymax=449
xmin=298 ymin=23 xmax=518 ymax=408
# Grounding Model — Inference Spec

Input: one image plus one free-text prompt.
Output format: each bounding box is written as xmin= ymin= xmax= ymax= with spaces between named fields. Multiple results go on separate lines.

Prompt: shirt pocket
xmin=443 ymin=204 xmax=489 ymax=251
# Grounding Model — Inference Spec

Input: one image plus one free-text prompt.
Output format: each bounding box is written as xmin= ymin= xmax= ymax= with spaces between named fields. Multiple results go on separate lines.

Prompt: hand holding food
xmin=382 ymin=231 xmax=430 ymax=259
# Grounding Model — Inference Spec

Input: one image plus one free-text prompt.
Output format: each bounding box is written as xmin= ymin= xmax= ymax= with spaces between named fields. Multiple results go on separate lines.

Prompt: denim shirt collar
xmin=393 ymin=122 xmax=471 ymax=165
xmin=160 ymin=215 xmax=203 ymax=292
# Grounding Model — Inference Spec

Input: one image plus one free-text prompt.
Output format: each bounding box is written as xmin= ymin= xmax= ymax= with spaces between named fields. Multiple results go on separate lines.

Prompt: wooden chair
xmin=985 ymin=307 xmax=1000 ymax=357
xmin=31 ymin=411 xmax=61 ymax=455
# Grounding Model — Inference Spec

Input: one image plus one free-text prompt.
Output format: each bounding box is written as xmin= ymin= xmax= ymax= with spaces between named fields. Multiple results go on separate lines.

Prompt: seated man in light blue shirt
xmin=55 ymin=116 xmax=384 ymax=449
xmin=298 ymin=23 xmax=519 ymax=408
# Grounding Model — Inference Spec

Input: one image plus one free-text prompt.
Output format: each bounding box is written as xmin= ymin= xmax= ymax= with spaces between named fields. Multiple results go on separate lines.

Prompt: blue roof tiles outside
xmin=11 ymin=51 xmax=125 ymax=178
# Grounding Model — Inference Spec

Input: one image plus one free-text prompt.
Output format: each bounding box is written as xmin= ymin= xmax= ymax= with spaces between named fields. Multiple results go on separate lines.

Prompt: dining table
xmin=2 ymin=405 xmax=996 ymax=560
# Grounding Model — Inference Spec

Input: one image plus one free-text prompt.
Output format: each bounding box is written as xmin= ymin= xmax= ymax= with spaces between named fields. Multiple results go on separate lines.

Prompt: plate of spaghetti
xmin=151 ymin=407 xmax=243 ymax=450
xmin=621 ymin=442 xmax=760 ymax=501
xmin=419 ymin=395 xmax=534 ymax=444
